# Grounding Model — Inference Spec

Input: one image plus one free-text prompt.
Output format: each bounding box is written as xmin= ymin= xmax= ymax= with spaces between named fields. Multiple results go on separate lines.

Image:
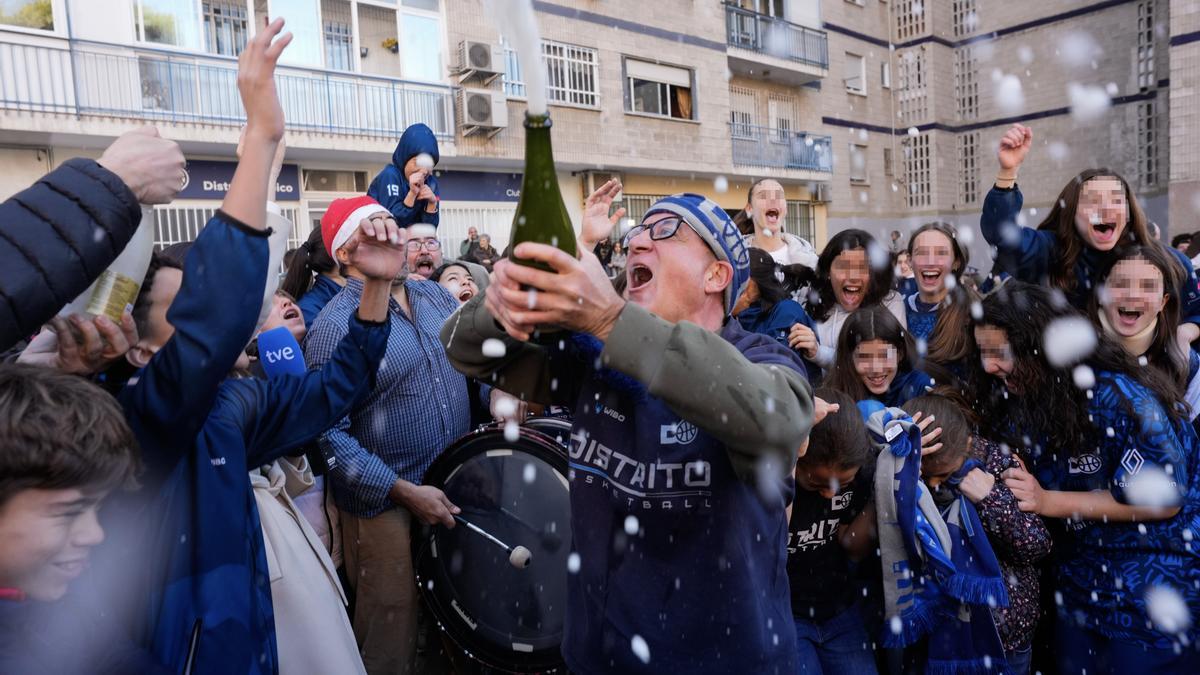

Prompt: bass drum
xmin=521 ymin=414 xmax=572 ymax=450
xmin=414 ymin=424 xmax=571 ymax=673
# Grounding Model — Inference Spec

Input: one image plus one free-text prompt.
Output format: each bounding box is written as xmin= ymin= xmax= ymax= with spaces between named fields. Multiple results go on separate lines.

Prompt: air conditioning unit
xmin=457 ymin=40 xmax=504 ymax=85
xmin=457 ymin=88 xmax=508 ymax=136
xmin=582 ymin=170 xmax=624 ymax=201
xmin=813 ymin=182 xmax=832 ymax=203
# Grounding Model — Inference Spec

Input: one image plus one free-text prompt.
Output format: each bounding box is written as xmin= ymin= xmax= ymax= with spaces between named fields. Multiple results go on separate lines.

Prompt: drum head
xmin=415 ymin=426 xmax=571 ymax=673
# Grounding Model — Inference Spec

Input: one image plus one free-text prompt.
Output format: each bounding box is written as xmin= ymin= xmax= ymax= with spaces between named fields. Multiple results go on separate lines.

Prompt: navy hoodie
xmin=103 ymin=213 xmax=388 ymax=674
xmin=367 ymin=123 xmax=441 ymax=227
xmin=736 ymin=298 xmax=817 ymax=380
xmin=560 ymin=325 xmax=802 ymax=674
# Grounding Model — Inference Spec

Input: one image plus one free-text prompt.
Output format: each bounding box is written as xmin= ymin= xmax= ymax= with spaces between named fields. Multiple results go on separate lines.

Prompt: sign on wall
xmin=180 ymin=160 xmax=301 ymax=201
xmin=436 ymin=170 xmax=523 ymax=202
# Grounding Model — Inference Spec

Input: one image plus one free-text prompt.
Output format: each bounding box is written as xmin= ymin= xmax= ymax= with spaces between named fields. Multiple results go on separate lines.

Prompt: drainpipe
xmin=64 ymin=0 xmax=83 ymax=120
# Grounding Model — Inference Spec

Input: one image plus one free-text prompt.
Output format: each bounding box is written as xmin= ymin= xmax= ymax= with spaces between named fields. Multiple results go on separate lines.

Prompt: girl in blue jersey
xmin=1088 ymin=244 xmax=1200 ymax=421
xmin=980 ymin=123 xmax=1200 ymax=335
xmin=970 ymin=281 xmax=1200 ymax=674
xmin=903 ymin=222 xmax=969 ymax=342
xmin=822 ymin=304 xmax=933 ymax=408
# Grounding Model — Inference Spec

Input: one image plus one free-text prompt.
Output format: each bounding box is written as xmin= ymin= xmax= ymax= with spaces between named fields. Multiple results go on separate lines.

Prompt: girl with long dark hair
xmin=980 ymin=123 xmax=1200 ymax=337
xmin=904 ymin=222 xmax=969 ymax=341
xmin=970 ymin=282 xmax=1200 ymax=673
xmin=281 ymin=227 xmax=345 ymax=329
xmin=733 ymin=248 xmax=818 ymax=376
xmin=1088 ymin=244 xmax=1200 ymax=419
xmin=798 ymin=229 xmax=906 ymax=368
xmin=821 ymin=304 xmax=930 ymax=407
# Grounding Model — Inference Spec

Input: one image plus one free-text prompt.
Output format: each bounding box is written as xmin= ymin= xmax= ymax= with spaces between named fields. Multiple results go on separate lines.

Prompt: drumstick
xmin=500 ymin=506 xmax=563 ymax=552
xmin=453 ymin=515 xmax=533 ymax=569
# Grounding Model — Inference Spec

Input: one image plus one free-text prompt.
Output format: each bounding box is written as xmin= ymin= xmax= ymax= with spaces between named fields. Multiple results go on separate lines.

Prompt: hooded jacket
xmin=367 ymin=123 xmax=441 ymax=228
xmin=0 ymin=158 xmax=142 ymax=350
xmin=104 ymin=213 xmax=388 ymax=674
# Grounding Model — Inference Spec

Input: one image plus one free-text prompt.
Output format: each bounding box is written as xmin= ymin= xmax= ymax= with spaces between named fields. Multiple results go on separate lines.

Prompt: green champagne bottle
xmin=509 ymin=112 xmax=577 ymax=273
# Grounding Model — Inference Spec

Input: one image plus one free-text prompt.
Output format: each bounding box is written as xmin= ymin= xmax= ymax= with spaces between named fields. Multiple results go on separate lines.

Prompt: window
xmin=134 ymin=0 xmax=202 ymax=49
xmin=272 ymin=0 xmax=323 ymax=67
xmin=504 ymin=40 xmax=600 ymax=107
xmin=883 ymin=147 xmax=894 ymax=176
xmin=895 ymin=0 xmax=926 ymax=41
xmin=952 ymin=0 xmax=977 ymax=37
xmin=953 ymin=46 xmax=978 ymax=121
xmin=897 ymin=50 xmax=927 ymax=122
xmin=622 ymin=194 xmax=667 ymax=225
xmin=203 ymin=0 xmax=248 ymax=56
xmin=903 ymin=133 xmax=931 ymax=208
xmin=626 ymin=59 xmax=694 ymax=120
xmin=322 ymin=0 xmax=353 ymax=71
xmin=303 ymin=169 xmax=368 ymax=192
xmin=768 ymin=95 xmax=794 ymax=143
xmin=400 ymin=10 xmax=442 ymax=81
xmin=0 ymin=0 xmax=53 ymax=30
xmin=1137 ymin=101 xmax=1159 ymax=187
xmin=849 ymin=143 xmax=868 ymax=183
xmin=881 ymin=61 xmax=891 ymax=89
xmin=735 ymin=0 xmax=785 ymax=16
xmin=729 ymin=85 xmax=757 ymax=138
xmin=785 ymin=200 xmax=815 ymax=242
xmin=844 ymin=52 xmax=865 ymax=94
xmin=958 ymin=132 xmax=979 ymax=205
xmin=1137 ymin=1 xmax=1155 ymax=90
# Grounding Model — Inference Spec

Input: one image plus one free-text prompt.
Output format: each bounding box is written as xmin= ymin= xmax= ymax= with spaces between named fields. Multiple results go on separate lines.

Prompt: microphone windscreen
xmin=257 ymin=326 xmax=307 ymax=378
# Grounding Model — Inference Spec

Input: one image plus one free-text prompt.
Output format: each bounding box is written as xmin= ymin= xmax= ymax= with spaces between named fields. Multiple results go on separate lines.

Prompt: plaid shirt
xmin=305 ymin=277 xmax=470 ymax=517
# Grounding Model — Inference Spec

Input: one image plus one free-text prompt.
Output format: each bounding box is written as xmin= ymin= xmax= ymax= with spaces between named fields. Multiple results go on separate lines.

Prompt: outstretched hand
xmin=19 ymin=313 xmax=139 ymax=375
xmin=484 ymin=243 xmax=625 ymax=342
xmin=238 ymin=17 xmax=292 ymax=142
xmin=580 ymin=179 xmax=627 ymax=251
xmin=344 ymin=215 xmax=405 ymax=281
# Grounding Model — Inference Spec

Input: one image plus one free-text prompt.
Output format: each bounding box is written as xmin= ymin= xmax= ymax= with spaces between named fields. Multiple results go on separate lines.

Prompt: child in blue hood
xmin=367 ymin=122 xmax=441 ymax=228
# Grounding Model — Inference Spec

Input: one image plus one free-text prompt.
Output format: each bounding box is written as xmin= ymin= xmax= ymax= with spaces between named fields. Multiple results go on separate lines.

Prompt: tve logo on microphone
xmin=257 ymin=326 xmax=307 ymax=378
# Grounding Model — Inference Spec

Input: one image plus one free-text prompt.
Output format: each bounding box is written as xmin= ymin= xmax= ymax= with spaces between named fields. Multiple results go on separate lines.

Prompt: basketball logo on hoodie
xmin=660 ymin=420 xmax=698 ymax=445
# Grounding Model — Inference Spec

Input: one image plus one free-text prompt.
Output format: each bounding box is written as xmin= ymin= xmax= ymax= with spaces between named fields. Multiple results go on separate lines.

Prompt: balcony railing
xmin=725 ymin=5 xmax=828 ymax=69
xmin=0 ymin=36 xmax=454 ymax=139
xmin=730 ymin=124 xmax=832 ymax=172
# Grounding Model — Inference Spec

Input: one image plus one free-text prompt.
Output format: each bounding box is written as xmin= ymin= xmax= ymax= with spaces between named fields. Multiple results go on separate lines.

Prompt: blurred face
xmin=1176 ymin=240 xmax=1190 ymax=253
xmin=975 ymin=325 xmax=1017 ymax=392
xmin=896 ymin=252 xmax=913 ymax=277
xmin=480 ymin=235 xmax=491 ymax=249
xmin=128 ymin=266 xmax=183 ymax=366
xmin=437 ymin=264 xmax=477 ymax=304
xmin=403 ymin=155 xmax=425 ymax=182
xmin=911 ymin=230 xmax=956 ymax=297
xmin=406 ymin=235 xmax=443 ymax=277
xmin=468 ymin=227 xmax=478 ymax=240
xmin=922 ymin=452 xmax=968 ymax=489
xmin=748 ymin=180 xmax=786 ymax=233
xmin=796 ymin=462 xmax=860 ymax=500
xmin=0 ymin=487 xmax=107 ymax=601
xmin=829 ymin=248 xmax=869 ymax=311
xmin=1102 ymin=258 xmax=1167 ymax=338
xmin=1073 ymin=177 xmax=1128 ymax=251
xmin=625 ymin=213 xmax=725 ymax=323
xmin=260 ymin=293 xmax=305 ymax=342
xmin=853 ymin=339 xmax=899 ymax=395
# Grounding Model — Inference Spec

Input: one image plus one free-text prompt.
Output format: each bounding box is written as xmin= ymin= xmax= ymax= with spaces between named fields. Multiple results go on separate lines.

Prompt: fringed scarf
xmin=865 ymin=403 xmax=1011 ymax=674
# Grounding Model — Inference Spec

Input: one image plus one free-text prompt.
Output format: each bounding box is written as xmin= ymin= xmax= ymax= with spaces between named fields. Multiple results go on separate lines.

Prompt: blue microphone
xmin=257 ymin=326 xmax=307 ymax=378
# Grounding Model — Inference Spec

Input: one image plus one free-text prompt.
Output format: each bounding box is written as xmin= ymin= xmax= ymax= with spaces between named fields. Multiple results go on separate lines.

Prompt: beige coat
xmin=251 ymin=458 xmax=365 ymax=675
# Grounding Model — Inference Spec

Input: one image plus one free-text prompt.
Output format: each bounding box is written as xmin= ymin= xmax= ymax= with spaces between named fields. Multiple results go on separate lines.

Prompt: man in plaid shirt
xmin=305 ymin=196 xmax=470 ymax=675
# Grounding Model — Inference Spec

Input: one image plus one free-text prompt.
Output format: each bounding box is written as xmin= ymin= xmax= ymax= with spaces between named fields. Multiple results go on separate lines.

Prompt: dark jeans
xmin=1057 ymin=616 xmax=1200 ymax=675
xmin=1005 ymin=646 xmax=1032 ymax=675
xmin=794 ymin=605 xmax=878 ymax=675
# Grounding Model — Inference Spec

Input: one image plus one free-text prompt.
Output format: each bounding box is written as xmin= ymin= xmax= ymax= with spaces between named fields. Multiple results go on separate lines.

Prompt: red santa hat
xmin=321 ymin=196 xmax=386 ymax=256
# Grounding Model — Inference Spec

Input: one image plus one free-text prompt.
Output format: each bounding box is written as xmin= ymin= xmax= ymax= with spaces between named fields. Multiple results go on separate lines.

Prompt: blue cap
xmin=644 ymin=193 xmax=750 ymax=315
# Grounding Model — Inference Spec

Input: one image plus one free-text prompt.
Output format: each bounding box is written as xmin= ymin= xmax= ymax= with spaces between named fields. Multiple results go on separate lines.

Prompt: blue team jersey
xmin=903 ymin=293 xmax=940 ymax=341
xmin=1039 ymin=372 xmax=1200 ymax=648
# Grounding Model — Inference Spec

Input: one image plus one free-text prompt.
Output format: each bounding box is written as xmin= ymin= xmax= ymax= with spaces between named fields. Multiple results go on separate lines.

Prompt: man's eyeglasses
xmin=621 ymin=216 xmax=686 ymax=248
xmin=406 ymin=239 xmax=442 ymax=252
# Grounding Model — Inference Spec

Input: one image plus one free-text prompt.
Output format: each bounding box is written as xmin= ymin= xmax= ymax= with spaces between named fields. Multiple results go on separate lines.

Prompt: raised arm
xmin=980 ymin=124 xmax=1056 ymax=281
xmin=0 ymin=126 xmax=185 ymax=350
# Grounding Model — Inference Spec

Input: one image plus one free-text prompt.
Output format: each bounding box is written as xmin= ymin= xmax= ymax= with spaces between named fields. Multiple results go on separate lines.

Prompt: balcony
xmin=0 ymin=36 xmax=454 ymax=140
xmin=724 ymin=5 xmax=828 ymax=86
xmin=730 ymin=124 xmax=832 ymax=176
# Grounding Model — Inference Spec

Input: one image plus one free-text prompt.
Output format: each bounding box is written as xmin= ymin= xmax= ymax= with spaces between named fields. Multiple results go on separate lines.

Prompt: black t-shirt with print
xmin=786 ymin=467 xmax=872 ymax=622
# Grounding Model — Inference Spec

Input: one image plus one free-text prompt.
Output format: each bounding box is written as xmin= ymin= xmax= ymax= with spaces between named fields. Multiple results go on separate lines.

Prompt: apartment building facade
xmin=0 ymin=0 xmax=834 ymax=255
